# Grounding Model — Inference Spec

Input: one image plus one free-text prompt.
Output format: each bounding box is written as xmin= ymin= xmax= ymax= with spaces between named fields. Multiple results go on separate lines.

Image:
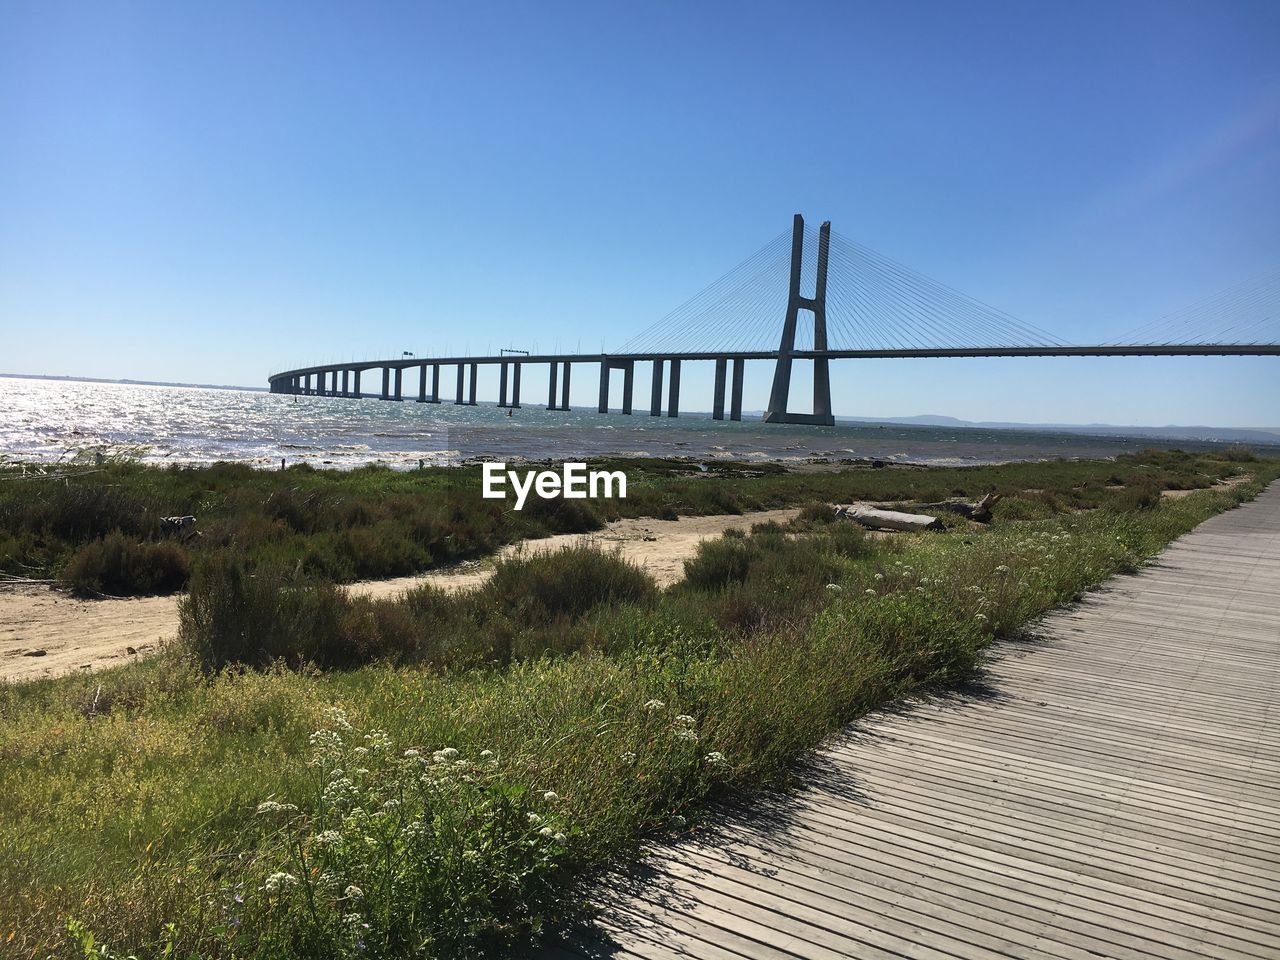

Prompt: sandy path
xmin=0 ymin=508 xmax=798 ymax=684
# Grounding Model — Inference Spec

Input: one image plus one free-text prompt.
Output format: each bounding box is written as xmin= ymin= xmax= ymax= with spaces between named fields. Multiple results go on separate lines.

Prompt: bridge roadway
xmin=548 ymin=481 xmax=1280 ymax=959
xmin=268 ymin=344 xmax=1280 ymax=421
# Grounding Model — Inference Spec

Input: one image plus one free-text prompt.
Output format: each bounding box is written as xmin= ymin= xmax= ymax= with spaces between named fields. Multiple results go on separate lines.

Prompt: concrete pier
xmin=512 ymin=362 xmax=522 ymax=408
xmin=353 ymin=370 xmax=362 ymax=398
xmin=455 ymin=364 xmax=464 ymax=404
xmin=381 ymin=368 xmax=391 ymax=401
xmin=598 ymin=359 xmax=634 ymax=413
xmin=547 ymin=362 xmax=558 ymax=410
xmin=498 ymin=362 xmax=509 ymax=407
xmin=650 ymin=359 xmax=664 ymax=416
xmin=712 ymin=357 xmax=727 ymax=420
xmin=667 ymin=358 xmax=681 ymax=417
xmin=730 ymin=357 xmax=744 ymax=421
xmin=560 ymin=362 xmax=571 ymax=410
xmin=468 ymin=363 xmax=478 ymax=405
xmin=393 ymin=367 xmax=403 ymax=401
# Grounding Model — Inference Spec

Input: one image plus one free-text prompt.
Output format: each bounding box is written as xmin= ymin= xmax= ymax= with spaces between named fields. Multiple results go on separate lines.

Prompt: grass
xmin=0 ymin=451 xmax=1276 ymax=958
xmin=0 ymin=448 xmax=1253 ymax=596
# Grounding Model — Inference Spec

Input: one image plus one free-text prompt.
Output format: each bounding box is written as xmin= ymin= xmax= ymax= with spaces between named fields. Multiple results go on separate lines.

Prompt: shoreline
xmin=0 ymin=507 xmax=801 ymax=683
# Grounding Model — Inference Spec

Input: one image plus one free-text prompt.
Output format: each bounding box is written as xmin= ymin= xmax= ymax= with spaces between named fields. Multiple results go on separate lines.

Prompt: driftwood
xmin=912 ymin=493 xmax=1002 ymax=523
xmin=835 ymin=504 xmax=943 ymax=532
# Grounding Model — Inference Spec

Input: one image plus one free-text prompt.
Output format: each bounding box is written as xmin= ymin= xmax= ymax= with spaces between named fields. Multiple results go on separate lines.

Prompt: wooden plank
xmin=553 ymin=483 xmax=1280 ymax=959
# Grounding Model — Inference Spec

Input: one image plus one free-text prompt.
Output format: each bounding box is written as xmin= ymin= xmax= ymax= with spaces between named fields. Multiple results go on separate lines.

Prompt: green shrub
xmin=1106 ymin=480 xmax=1163 ymax=512
xmin=60 ymin=533 xmax=190 ymax=597
xmin=517 ymin=494 xmax=604 ymax=534
xmin=682 ymin=530 xmax=763 ymax=590
xmin=179 ymin=555 xmax=349 ymax=670
xmin=796 ymin=501 xmax=836 ymax=525
xmin=481 ymin=544 xmax=657 ymax=624
xmin=1220 ymin=444 xmax=1257 ymax=462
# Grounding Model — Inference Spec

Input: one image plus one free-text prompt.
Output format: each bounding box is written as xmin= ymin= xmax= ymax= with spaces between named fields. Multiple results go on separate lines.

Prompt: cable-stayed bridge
xmin=268 ymin=215 xmax=1280 ymax=425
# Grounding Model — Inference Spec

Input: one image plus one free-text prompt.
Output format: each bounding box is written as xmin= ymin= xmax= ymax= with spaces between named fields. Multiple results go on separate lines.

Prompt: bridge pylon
xmin=763 ymin=213 xmax=834 ymax=426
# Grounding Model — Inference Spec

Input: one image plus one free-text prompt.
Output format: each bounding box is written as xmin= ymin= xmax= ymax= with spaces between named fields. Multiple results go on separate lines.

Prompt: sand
xmin=0 ymin=508 xmax=798 ymax=684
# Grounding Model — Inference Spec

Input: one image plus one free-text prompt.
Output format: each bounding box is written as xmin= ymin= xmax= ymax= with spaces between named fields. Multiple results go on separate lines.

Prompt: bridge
xmin=268 ymin=215 xmax=1280 ymax=425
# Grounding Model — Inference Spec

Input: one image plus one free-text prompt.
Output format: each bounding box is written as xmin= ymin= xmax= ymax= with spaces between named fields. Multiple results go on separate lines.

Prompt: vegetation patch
xmin=0 ymin=450 xmax=1251 ymax=596
xmin=0 ymin=451 xmax=1275 ymax=959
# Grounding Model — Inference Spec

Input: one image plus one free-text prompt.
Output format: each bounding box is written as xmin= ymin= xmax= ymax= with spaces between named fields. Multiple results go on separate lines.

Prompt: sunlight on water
xmin=0 ymin=377 xmax=1187 ymax=469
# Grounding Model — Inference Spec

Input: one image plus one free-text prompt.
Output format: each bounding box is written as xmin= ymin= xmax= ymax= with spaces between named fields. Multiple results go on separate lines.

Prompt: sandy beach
xmin=0 ymin=507 xmax=799 ymax=683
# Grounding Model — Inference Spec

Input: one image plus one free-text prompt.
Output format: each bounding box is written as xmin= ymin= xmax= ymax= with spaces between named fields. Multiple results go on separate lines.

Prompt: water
xmin=0 ymin=377 xmax=1212 ymax=469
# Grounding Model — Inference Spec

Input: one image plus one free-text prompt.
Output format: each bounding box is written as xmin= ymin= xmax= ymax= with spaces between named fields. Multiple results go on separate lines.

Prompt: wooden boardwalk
xmin=555 ymin=485 xmax=1280 ymax=960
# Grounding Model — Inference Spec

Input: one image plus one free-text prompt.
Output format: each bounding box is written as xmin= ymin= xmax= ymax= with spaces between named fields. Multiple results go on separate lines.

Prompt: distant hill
xmin=838 ymin=414 xmax=1280 ymax=446
xmin=0 ymin=373 xmax=265 ymax=392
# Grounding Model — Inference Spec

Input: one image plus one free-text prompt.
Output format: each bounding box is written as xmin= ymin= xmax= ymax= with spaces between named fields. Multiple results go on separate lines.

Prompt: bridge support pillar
xmin=650 ymin=359 xmax=664 ymax=415
xmin=712 ymin=357 xmax=727 ymax=420
xmin=498 ymin=362 xmax=509 ymax=407
xmin=764 ymin=214 xmax=834 ymax=426
xmin=560 ymin=361 xmax=571 ymax=410
xmin=342 ymin=370 xmax=349 ymax=397
xmin=667 ymin=359 xmax=681 ymax=418
xmin=512 ymin=362 xmax=522 ymax=408
xmin=730 ymin=358 xmax=744 ymax=421
xmin=381 ymin=368 xmax=391 ymax=401
xmin=597 ymin=361 xmax=610 ymax=413
xmin=468 ymin=363 xmax=478 ymax=404
xmin=418 ymin=365 xmax=428 ymax=402
xmin=455 ymin=364 xmax=464 ymax=404
xmin=547 ymin=362 xmax=558 ymax=410
xmin=393 ymin=367 xmax=403 ymax=401
xmin=353 ymin=370 xmax=362 ymax=398
xmin=429 ymin=364 xmax=440 ymax=402
xmin=621 ymin=361 xmax=633 ymax=414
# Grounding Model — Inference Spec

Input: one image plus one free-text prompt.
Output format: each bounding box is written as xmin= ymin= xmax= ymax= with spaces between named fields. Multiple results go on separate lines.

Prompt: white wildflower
xmin=705 ymin=752 xmax=727 ymax=766
xmin=621 ymin=751 xmax=637 ymax=764
xmin=644 ymin=699 xmax=665 ymax=711
xmin=403 ymin=749 xmax=420 ymax=758
xmin=673 ymin=715 xmax=695 ymax=727
xmin=874 ymin=573 xmax=884 ymax=581
xmin=553 ymin=832 xmax=567 ymax=843
xmin=527 ymin=812 xmax=542 ymax=825
xmin=825 ymin=583 xmax=842 ymax=591
xmin=478 ymin=749 xmax=494 ymax=759
xmin=263 ymin=871 xmax=298 ymax=894
xmin=343 ymin=884 xmax=364 ymax=900
xmin=255 ymin=800 xmax=298 ymax=816
xmin=313 ymin=830 xmax=342 ymax=848
xmin=539 ymin=826 xmax=554 ymax=838
xmin=543 ymin=791 xmax=559 ymax=803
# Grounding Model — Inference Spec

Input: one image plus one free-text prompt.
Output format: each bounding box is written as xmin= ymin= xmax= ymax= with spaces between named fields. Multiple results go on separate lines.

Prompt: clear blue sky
xmin=3 ymin=0 xmax=1279 ymax=426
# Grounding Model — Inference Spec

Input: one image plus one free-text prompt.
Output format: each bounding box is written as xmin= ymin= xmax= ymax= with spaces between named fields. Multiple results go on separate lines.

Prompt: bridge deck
xmin=555 ymin=484 xmax=1280 ymax=960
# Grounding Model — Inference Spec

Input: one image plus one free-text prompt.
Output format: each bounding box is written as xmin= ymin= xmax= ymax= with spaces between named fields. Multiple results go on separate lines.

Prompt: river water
xmin=0 ymin=376 xmax=1221 ymax=469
